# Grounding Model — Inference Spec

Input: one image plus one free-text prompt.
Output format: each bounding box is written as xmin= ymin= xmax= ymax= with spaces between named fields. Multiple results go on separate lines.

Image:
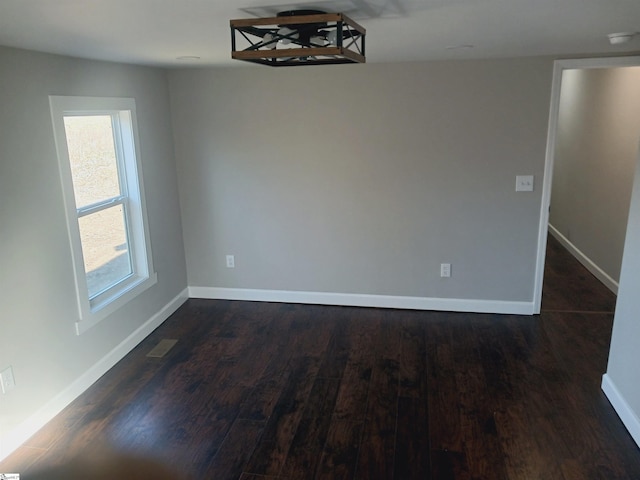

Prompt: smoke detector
xmin=607 ymin=32 xmax=637 ymax=45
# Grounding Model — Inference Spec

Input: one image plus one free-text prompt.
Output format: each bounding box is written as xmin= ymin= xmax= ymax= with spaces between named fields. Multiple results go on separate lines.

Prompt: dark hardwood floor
xmin=3 ymin=235 xmax=639 ymax=479
xmin=541 ymin=234 xmax=617 ymax=313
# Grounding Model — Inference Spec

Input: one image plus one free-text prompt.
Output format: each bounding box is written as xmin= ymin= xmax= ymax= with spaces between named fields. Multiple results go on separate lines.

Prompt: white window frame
xmin=50 ymin=96 xmax=157 ymax=335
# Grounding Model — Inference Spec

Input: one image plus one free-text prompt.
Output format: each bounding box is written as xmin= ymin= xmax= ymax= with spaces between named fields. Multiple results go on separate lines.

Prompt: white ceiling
xmin=0 ymin=0 xmax=639 ymax=67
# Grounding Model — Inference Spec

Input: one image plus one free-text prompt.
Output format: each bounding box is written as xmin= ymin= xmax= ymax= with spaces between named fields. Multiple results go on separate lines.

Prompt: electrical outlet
xmin=440 ymin=263 xmax=451 ymax=278
xmin=0 ymin=366 xmax=16 ymax=394
xmin=226 ymin=255 xmax=235 ymax=268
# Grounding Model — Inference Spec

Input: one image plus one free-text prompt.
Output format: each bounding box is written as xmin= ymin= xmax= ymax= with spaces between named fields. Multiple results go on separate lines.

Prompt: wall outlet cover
xmin=0 ymin=366 xmax=16 ymax=394
xmin=440 ymin=263 xmax=451 ymax=278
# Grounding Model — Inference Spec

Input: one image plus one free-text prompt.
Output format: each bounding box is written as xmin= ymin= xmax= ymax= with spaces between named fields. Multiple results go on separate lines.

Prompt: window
xmin=50 ymin=96 xmax=156 ymax=334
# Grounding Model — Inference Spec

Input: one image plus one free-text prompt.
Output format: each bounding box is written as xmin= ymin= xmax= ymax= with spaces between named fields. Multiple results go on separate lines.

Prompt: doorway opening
xmin=533 ymin=56 xmax=640 ymax=313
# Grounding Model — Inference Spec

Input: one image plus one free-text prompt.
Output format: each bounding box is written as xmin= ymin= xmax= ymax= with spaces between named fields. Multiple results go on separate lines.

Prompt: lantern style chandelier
xmin=230 ymin=9 xmax=366 ymax=66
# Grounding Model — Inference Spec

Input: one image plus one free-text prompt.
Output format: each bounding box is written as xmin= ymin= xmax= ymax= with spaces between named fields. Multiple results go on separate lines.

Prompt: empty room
xmin=1 ymin=1 xmax=640 ymax=478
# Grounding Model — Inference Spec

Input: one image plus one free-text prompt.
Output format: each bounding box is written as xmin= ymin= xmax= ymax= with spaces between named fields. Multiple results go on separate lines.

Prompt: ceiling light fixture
xmin=230 ymin=9 xmax=366 ymax=66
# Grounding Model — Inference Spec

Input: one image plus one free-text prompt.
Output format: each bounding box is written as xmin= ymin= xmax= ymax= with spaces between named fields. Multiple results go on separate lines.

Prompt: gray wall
xmin=606 ymin=145 xmax=640 ymax=441
xmin=169 ymin=59 xmax=553 ymax=302
xmin=0 ymin=47 xmax=187 ymax=452
xmin=550 ymin=67 xmax=640 ymax=283
xmin=0 ymin=51 xmax=555 ymax=459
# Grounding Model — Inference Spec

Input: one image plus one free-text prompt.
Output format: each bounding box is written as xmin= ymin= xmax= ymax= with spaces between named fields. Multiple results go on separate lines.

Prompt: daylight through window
xmin=64 ymin=115 xmax=133 ymax=298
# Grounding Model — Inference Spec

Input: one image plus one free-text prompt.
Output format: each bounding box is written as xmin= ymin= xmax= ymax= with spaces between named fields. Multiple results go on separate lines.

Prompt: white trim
xmin=548 ymin=224 xmax=618 ymax=294
xmin=533 ymin=55 xmax=640 ymax=314
xmin=602 ymin=374 xmax=640 ymax=449
xmin=532 ymin=60 xmax=563 ymax=314
xmin=556 ymin=56 xmax=640 ymax=70
xmin=0 ymin=289 xmax=188 ymax=462
xmin=188 ymin=286 xmax=535 ymax=315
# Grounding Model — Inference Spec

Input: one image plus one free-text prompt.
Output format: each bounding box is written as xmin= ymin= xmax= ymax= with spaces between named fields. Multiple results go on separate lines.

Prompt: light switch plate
xmin=516 ymin=175 xmax=534 ymax=192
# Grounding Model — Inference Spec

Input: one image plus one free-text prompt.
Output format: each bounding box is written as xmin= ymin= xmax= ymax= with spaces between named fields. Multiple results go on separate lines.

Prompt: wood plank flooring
xmin=541 ymin=234 xmax=617 ymax=313
xmin=2 ymin=236 xmax=640 ymax=479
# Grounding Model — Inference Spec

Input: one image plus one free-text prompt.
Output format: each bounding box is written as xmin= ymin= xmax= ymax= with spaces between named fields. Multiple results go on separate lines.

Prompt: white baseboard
xmin=548 ymin=224 xmax=619 ymax=294
xmin=0 ymin=288 xmax=189 ymax=462
xmin=188 ymin=286 xmax=535 ymax=315
xmin=602 ymin=374 xmax=640 ymax=448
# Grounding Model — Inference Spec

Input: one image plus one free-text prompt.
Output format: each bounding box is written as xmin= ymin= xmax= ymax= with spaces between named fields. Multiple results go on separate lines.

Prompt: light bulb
xmin=310 ymin=36 xmax=326 ymax=47
xmin=278 ymin=27 xmax=298 ymax=45
xmin=263 ymin=33 xmax=276 ymax=49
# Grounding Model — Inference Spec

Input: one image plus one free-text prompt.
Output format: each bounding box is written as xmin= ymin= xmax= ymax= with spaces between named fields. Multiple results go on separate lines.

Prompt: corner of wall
xmin=0 ymin=289 xmax=189 ymax=462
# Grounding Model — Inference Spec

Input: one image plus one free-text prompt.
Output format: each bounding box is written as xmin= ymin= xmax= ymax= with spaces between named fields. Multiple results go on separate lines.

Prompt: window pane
xmin=78 ymin=205 xmax=132 ymax=298
xmin=64 ymin=115 xmax=121 ymax=208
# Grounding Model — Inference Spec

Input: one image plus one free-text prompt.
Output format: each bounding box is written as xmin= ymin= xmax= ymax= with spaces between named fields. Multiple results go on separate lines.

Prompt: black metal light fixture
xmin=230 ymin=9 xmax=366 ymax=66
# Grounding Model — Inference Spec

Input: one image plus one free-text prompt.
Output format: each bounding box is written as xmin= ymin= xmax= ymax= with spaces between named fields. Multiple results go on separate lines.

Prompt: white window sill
xmin=75 ymin=272 xmax=158 ymax=335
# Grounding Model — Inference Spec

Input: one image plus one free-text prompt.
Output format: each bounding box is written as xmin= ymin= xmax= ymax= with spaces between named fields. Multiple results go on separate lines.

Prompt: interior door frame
xmin=532 ymin=54 xmax=640 ymax=313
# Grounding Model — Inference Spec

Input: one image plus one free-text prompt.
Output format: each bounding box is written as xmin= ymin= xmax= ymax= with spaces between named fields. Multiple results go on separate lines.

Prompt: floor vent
xmin=146 ymin=339 xmax=178 ymax=358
